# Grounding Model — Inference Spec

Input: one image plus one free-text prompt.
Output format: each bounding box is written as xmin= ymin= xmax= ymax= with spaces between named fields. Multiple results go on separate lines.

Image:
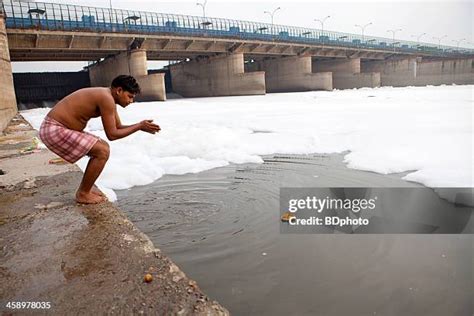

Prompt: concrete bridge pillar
xmin=361 ymin=58 xmax=417 ymax=86
xmin=169 ymin=53 xmax=266 ymax=97
xmin=312 ymin=58 xmax=380 ymax=89
xmin=415 ymin=58 xmax=474 ymax=85
xmin=245 ymin=56 xmax=332 ymax=92
xmin=0 ymin=12 xmax=18 ymax=132
xmin=88 ymin=49 xmax=166 ymax=101
xmin=361 ymin=57 xmax=474 ymax=86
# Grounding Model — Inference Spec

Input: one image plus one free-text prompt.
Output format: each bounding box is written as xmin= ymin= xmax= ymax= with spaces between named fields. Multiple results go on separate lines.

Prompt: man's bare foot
xmin=91 ymin=185 xmax=106 ymax=198
xmin=76 ymin=190 xmax=106 ymax=204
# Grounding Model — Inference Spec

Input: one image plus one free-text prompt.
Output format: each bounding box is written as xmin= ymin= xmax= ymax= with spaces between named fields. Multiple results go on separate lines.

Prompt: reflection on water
xmin=117 ymin=154 xmax=473 ymax=316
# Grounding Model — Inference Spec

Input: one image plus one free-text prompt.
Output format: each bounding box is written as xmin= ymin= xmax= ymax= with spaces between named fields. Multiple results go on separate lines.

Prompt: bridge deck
xmin=2 ymin=0 xmax=473 ymax=62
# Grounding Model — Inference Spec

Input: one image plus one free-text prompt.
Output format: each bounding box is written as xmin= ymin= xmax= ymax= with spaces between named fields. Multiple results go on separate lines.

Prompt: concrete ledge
xmin=366 ymin=74 xmax=474 ymax=87
xmin=170 ymin=53 xmax=266 ymax=97
xmin=413 ymin=73 xmax=474 ymax=86
xmin=266 ymin=72 xmax=333 ymax=93
xmin=312 ymin=58 xmax=361 ymax=74
xmin=136 ymin=73 xmax=167 ymax=101
xmin=361 ymin=58 xmax=474 ymax=87
xmin=333 ymin=72 xmax=381 ymax=89
xmin=0 ymin=115 xmax=229 ymax=315
xmin=312 ymin=58 xmax=380 ymax=90
xmin=0 ymin=108 xmax=17 ymax=134
xmin=230 ymin=72 xmax=266 ymax=96
xmin=247 ymin=56 xmax=333 ymax=92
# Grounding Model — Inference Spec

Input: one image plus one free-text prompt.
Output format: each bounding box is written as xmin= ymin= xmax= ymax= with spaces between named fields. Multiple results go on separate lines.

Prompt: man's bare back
xmin=48 ymin=87 xmax=113 ymax=132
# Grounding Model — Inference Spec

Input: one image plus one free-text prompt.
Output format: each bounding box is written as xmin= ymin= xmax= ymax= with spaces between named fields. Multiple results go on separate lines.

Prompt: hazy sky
xmin=10 ymin=0 xmax=473 ymax=72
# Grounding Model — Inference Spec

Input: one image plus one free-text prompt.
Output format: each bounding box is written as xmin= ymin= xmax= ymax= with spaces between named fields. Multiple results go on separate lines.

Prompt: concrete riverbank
xmin=0 ymin=115 xmax=229 ymax=315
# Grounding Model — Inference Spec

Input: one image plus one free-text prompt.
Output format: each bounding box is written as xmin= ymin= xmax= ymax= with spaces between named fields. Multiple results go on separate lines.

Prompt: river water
xmin=117 ymin=153 xmax=472 ymax=315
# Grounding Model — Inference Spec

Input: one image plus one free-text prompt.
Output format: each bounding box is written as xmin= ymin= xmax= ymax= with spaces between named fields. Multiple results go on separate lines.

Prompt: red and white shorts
xmin=39 ymin=116 xmax=99 ymax=163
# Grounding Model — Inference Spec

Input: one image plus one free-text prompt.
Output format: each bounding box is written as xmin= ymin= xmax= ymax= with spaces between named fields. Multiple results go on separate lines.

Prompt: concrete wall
xmin=361 ymin=58 xmax=474 ymax=86
xmin=416 ymin=58 xmax=474 ymax=86
xmin=332 ymin=73 xmax=381 ymax=90
xmin=14 ymin=72 xmax=90 ymax=104
xmin=245 ymin=56 xmax=332 ymax=92
xmin=169 ymin=53 xmax=265 ymax=97
xmin=149 ymin=68 xmax=173 ymax=92
xmin=0 ymin=13 xmax=18 ymax=132
xmin=313 ymin=58 xmax=361 ymax=74
xmin=361 ymin=58 xmax=416 ymax=86
xmin=88 ymin=49 xmax=166 ymax=101
xmin=134 ymin=73 xmax=166 ymax=101
xmin=312 ymin=58 xmax=380 ymax=89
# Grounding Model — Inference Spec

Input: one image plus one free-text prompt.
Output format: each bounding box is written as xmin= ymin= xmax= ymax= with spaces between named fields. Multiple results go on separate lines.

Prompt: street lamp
xmin=264 ymin=7 xmax=281 ymax=33
xmin=411 ymin=32 xmax=427 ymax=47
xmin=109 ymin=0 xmax=113 ymax=24
xmin=387 ymin=29 xmax=402 ymax=44
xmin=196 ymin=0 xmax=207 ymax=18
xmin=387 ymin=28 xmax=402 ymax=51
xmin=432 ymin=35 xmax=447 ymax=49
xmin=314 ymin=15 xmax=330 ymax=35
xmin=355 ymin=22 xmax=372 ymax=42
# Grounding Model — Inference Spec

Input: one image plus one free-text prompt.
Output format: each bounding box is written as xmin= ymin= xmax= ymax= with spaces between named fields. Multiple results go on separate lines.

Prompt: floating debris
xmin=280 ymin=211 xmax=295 ymax=222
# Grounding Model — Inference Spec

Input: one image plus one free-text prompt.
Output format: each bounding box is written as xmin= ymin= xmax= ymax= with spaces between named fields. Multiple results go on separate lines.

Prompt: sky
xmin=10 ymin=0 xmax=473 ymax=72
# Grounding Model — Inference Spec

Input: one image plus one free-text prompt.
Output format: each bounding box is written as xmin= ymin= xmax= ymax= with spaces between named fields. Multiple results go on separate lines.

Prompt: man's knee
xmin=89 ymin=139 xmax=110 ymax=160
xmin=98 ymin=140 xmax=110 ymax=160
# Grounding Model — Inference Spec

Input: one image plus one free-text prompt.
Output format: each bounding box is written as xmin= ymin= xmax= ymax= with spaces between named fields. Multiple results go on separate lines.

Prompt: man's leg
xmin=76 ymin=139 xmax=110 ymax=204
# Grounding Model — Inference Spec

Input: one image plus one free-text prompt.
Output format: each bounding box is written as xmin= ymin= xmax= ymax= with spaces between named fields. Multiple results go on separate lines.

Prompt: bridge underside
xmin=7 ymin=29 xmax=421 ymax=62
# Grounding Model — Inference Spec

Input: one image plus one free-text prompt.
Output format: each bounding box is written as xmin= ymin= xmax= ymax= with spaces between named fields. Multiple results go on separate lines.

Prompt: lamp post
xmin=264 ymin=7 xmax=281 ymax=33
xmin=109 ymin=0 xmax=113 ymax=24
xmin=314 ymin=15 xmax=330 ymax=35
xmin=432 ymin=35 xmax=447 ymax=49
xmin=411 ymin=32 xmax=427 ymax=47
xmin=387 ymin=28 xmax=402 ymax=51
xmin=355 ymin=22 xmax=372 ymax=42
xmin=387 ymin=29 xmax=402 ymax=44
xmin=196 ymin=0 xmax=207 ymax=18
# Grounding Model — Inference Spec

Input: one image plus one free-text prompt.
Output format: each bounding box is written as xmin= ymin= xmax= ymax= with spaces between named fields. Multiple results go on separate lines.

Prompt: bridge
xmin=1 ymin=0 xmax=473 ymax=131
xmin=3 ymin=0 xmax=473 ymax=61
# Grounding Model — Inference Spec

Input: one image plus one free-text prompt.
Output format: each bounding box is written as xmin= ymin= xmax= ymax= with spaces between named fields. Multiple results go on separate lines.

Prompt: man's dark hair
xmin=111 ymin=75 xmax=141 ymax=94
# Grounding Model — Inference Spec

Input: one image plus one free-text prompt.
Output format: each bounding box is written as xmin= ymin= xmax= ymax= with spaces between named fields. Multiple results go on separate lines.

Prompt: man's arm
xmin=100 ymin=98 xmax=160 ymax=141
xmin=114 ymin=110 xmax=124 ymax=129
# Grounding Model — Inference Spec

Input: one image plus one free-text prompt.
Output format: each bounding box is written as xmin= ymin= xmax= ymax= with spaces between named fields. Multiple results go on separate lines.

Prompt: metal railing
xmin=2 ymin=0 xmax=473 ymax=57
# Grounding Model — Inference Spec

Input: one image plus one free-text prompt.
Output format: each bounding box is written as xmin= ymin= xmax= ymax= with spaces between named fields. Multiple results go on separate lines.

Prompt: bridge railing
xmin=2 ymin=0 xmax=473 ymax=57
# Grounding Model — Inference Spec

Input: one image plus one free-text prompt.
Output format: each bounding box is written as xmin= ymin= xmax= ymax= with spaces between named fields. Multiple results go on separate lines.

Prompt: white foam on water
xmin=21 ymin=85 xmax=473 ymax=203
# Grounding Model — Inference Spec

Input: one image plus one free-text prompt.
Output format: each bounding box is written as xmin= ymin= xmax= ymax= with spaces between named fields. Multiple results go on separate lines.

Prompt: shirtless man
xmin=39 ymin=75 xmax=161 ymax=204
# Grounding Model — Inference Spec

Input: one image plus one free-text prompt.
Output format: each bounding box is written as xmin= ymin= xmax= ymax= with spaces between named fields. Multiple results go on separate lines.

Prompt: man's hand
xmin=140 ymin=119 xmax=161 ymax=134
